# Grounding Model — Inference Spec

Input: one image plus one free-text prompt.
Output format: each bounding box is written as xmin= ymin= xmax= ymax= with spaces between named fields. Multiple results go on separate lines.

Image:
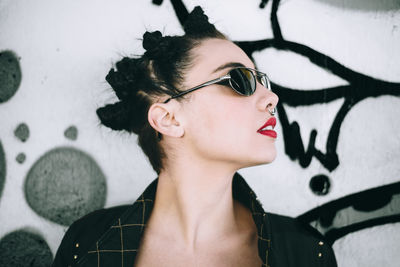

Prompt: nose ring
xmin=268 ymin=107 xmax=276 ymax=116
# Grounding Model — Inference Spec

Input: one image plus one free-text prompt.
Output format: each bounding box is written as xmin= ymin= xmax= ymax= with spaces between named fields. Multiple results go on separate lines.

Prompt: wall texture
xmin=0 ymin=0 xmax=399 ymax=266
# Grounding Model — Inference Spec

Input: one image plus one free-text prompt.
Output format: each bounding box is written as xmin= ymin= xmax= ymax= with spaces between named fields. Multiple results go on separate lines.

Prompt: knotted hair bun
xmin=96 ymin=92 xmax=149 ymax=134
xmin=143 ymin=31 xmax=170 ymax=60
xmin=97 ymin=56 xmax=151 ymax=134
xmin=183 ymin=6 xmax=218 ymax=37
xmin=143 ymin=31 xmax=162 ymax=52
xmin=96 ymin=101 xmax=131 ymax=131
xmin=105 ymin=57 xmax=145 ymax=101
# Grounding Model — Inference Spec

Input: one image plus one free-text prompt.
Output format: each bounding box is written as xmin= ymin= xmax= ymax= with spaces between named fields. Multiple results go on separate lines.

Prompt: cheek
xmin=187 ymin=99 xmax=253 ymax=149
xmin=183 ymin=98 xmax=276 ymax=166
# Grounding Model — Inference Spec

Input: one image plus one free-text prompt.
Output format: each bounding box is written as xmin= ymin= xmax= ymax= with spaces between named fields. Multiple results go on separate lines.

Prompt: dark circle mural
xmin=64 ymin=125 xmax=78 ymax=141
xmin=16 ymin=152 xmax=26 ymax=164
xmin=0 ymin=141 xmax=5 ymax=199
xmin=0 ymin=229 xmax=53 ymax=267
xmin=309 ymin=174 xmax=331 ymax=196
xmin=14 ymin=123 xmax=30 ymax=142
xmin=24 ymin=147 xmax=107 ymax=226
xmin=0 ymin=50 xmax=22 ymax=103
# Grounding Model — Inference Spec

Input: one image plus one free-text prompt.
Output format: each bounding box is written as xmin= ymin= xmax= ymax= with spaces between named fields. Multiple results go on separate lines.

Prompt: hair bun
xmin=143 ymin=31 xmax=164 ymax=59
xmin=96 ymin=97 xmax=148 ymax=134
xmin=105 ymin=68 xmax=131 ymax=101
xmin=96 ymin=102 xmax=131 ymax=132
xmin=105 ymin=57 xmax=144 ymax=101
xmin=184 ymin=6 xmax=217 ymax=37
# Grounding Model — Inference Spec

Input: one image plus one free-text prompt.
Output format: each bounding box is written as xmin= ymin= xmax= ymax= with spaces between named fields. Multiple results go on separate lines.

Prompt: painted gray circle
xmin=24 ymin=147 xmax=107 ymax=226
xmin=0 ymin=141 xmax=5 ymax=199
xmin=64 ymin=125 xmax=78 ymax=140
xmin=14 ymin=123 xmax=30 ymax=142
xmin=16 ymin=152 xmax=26 ymax=164
xmin=0 ymin=50 xmax=21 ymax=103
xmin=0 ymin=229 xmax=53 ymax=267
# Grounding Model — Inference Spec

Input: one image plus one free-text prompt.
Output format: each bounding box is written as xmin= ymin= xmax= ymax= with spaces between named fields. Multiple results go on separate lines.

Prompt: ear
xmin=148 ymin=102 xmax=184 ymax=138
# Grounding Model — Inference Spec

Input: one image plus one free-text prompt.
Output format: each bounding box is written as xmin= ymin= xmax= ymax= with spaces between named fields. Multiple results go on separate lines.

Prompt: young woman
xmin=52 ymin=6 xmax=337 ymax=267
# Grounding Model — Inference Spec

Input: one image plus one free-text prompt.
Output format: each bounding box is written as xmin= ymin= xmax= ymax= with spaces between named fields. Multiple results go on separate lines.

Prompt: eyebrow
xmin=212 ymin=62 xmax=246 ymax=74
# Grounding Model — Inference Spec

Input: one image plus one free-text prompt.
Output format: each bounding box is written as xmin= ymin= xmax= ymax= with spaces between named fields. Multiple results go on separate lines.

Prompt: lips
xmin=257 ymin=117 xmax=277 ymax=138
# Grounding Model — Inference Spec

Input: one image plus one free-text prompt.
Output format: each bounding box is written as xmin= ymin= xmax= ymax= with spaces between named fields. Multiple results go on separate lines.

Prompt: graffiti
xmin=24 ymin=146 xmax=107 ymax=226
xmin=0 ymin=118 xmax=107 ymax=262
xmin=0 ymin=229 xmax=53 ymax=266
xmin=0 ymin=141 xmax=5 ymax=199
xmin=14 ymin=123 xmax=30 ymax=142
xmin=0 ymin=1 xmax=398 ymax=265
xmin=64 ymin=125 xmax=78 ymax=141
xmin=152 ymin=0 xmax=400 ymax=244
xmin=0 ymin=50 xmax=21 ymax=103
xmin=237 ymin=0 xmax=400 ymax=173
xmin=16 ymin=152 xmax=26 ymax=164
xmin=298 ymin=181 xmax=400 ymax=245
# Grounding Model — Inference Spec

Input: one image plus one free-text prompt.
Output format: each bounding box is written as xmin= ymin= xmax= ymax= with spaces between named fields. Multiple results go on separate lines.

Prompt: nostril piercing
xmin=268 ymin=107 xmax=276 ymax=116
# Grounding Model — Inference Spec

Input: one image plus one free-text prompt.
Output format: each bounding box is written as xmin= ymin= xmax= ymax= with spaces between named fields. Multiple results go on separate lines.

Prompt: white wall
xmin=0 ymin=0 xmax=399 ymax=266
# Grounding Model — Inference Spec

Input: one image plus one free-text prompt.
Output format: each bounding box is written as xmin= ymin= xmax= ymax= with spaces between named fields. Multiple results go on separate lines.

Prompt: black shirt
xmin=52 ymin=173 xmax=337 ymax=267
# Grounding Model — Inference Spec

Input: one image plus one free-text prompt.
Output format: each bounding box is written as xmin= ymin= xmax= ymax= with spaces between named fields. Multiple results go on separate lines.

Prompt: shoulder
xmin=266 ymin=212 xmax=337 ymax=267
xmin=52 ymin=205 xmax=130 ymax=267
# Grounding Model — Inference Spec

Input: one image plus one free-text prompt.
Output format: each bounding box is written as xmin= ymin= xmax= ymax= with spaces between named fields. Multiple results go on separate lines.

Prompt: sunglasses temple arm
xmin=164 ymin=75 xmax=231 ymax=103
xmin=254 ymin=70 xmax=272 ymax=91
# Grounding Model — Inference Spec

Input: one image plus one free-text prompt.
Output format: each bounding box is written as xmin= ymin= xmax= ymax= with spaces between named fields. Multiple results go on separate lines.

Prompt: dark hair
xmin=96 ymin=6 xmax=226 ymax=174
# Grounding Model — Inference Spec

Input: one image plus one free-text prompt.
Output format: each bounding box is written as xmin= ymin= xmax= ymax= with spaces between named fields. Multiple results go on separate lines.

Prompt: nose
xmin=256 ymin=82 xmax=279 ymax=115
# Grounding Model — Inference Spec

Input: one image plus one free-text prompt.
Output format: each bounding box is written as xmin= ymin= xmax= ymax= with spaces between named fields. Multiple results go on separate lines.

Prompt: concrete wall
xmin=0 ymin=0 xmax=399 ymax=266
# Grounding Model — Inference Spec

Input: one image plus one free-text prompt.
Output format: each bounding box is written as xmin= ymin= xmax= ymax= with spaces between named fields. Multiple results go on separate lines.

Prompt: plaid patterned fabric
xmin=76 ymin=173 xmax=272 ymax=267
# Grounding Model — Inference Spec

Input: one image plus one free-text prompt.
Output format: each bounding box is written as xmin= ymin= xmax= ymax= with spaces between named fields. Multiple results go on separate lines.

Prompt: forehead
xmin=186 ymin=38 xmax=255 ymax=82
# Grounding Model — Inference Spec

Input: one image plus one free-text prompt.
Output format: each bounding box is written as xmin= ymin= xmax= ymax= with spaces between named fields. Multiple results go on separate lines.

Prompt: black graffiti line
xmin=239 ymin=0 xmax=400 ymax=170
xmin=170 ymin=0 xmax=189 ymax=25
xmin=323 ymin=214 xmax=400 ymax=245
xmin=151 ymin=0 xmax=189 ymax=25
xmin=238 ymin=38 xmax=400 ymax=169
xmin=273 ymin=81 xmax=399 ymax=170
xmin=297 ymin=181 xmax=400 ymax=244
xmin=237 ymin=38 xmax=400 ymax=88
xmin=241 ymin=39 xmax=400 ymax=170
xmin=237 ymin=37 xmax=400 ymax=171
xmin=298 ymin=181 xmax=400 ymax=221
xmin=244 ymin=0 xmax=400 ymax=87
xmin=270 ymin=83 xmax=399 ymax=107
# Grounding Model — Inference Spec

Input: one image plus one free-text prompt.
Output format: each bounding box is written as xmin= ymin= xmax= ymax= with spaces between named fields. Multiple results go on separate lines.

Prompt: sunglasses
xmin=163 ymin=67 xmax=271 ymax=103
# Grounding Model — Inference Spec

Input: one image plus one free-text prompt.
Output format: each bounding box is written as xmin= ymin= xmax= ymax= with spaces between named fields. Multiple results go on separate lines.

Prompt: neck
xmin=149 ymin=157 xmax=243 ymax=250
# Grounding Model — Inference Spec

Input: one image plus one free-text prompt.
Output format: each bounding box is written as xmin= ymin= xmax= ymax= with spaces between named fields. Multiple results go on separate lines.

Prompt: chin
xmin=259 ymin=151 xmax=277 ymax=164
xmin=237 ymin=152 xmax=277 ymax=169
xmin=253 ymin=157 xmax=276 ymax=167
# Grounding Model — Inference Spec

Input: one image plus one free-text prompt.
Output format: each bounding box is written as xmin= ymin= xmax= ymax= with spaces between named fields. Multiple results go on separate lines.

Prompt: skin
xmin=135 ymin=38 xmax=279 ymax=267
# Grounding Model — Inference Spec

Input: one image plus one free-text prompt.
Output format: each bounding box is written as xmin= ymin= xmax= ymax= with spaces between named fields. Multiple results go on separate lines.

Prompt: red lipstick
xmin=257 ymin=117 xmax=277 ymax=138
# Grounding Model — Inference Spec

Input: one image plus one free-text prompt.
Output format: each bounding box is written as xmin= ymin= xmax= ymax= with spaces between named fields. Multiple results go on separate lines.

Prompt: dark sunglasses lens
xmin=229 ymin=68 xmax=256 ymax=96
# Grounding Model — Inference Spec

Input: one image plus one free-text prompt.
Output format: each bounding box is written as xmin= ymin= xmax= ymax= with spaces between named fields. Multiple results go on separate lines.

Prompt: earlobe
xmin=148 ymin=103 xmax=184 ymax=138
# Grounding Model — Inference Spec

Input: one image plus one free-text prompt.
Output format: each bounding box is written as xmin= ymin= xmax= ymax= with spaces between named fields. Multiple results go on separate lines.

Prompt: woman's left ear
xmin=148 ymin=102 xmax=184 ymax=138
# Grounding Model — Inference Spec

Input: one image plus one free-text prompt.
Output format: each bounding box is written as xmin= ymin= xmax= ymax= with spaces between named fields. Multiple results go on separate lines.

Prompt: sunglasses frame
xmin=163 ymin=67 xmax=271 ymax=103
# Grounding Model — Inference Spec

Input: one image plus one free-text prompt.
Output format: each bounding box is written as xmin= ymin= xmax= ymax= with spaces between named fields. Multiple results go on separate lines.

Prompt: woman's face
xmin=177 ymin=38 xmax=279 ymax=169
